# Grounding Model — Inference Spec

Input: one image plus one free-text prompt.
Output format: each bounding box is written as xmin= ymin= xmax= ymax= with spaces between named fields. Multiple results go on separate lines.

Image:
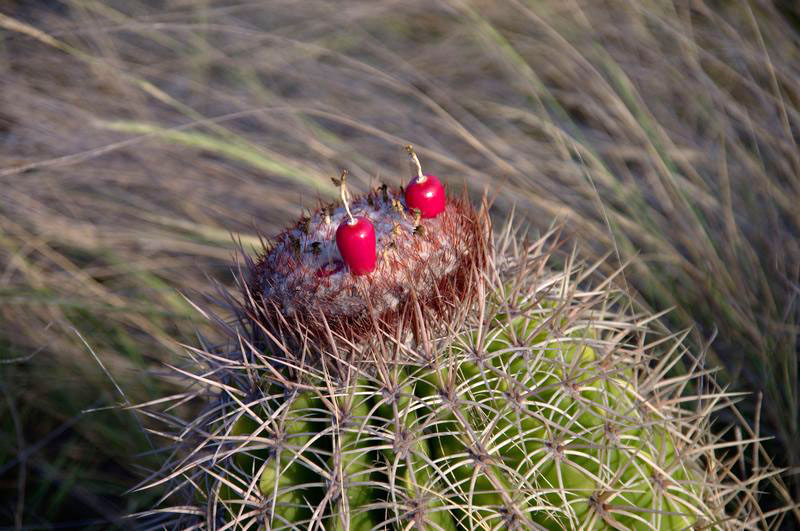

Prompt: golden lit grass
xmin=0 ymin=0 xmax=798 ymax=527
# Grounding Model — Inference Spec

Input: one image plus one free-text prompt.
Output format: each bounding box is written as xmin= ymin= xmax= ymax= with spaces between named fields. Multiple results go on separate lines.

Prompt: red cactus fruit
xmin=336 ymin=218 xmax=376 ymax=275
xmin=334 ymin=170 xmax=377 ymax=276
xmin=404 ymin=145 xmax=446 ymax=219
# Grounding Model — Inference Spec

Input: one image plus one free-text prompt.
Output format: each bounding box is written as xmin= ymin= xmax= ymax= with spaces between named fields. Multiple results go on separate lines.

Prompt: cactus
xmin=139 ymin=167 xmax=776 ymax=530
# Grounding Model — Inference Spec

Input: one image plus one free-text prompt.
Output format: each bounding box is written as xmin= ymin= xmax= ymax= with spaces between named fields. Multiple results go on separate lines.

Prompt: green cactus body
xmin=375 ymin=369 xmax=457 ymax=531
xmin=326 ymin=381 xmax=378 ymax=531
xmin=205 ymin=300 xmax=722 ymax=529
xmin=257 ymin=389 xmax=320 ymax=527
xmin=147 ymin=187 xmax=768 ymax=529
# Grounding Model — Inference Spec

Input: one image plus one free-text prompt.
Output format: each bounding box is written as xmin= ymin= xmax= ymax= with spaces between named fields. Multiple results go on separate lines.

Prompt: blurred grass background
xmin=0 ymin=0 xmax=798 ymax=528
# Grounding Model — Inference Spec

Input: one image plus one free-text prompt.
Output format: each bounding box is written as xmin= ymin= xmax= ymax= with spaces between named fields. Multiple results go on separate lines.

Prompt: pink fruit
xmin=405 ymin=174 xmax=446 ymax=219
xmin=336 ymin=217 xmax=376 ymax=275
xmin=331 ymin=170 xmax=376 ymax=276
xmin=404 ymin=145 xmax=445 ymax=219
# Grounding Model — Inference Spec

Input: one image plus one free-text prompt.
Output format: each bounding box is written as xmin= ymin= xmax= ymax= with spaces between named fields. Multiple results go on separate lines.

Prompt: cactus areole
xmin=248 ymin=164 xmax=487 ymax=347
